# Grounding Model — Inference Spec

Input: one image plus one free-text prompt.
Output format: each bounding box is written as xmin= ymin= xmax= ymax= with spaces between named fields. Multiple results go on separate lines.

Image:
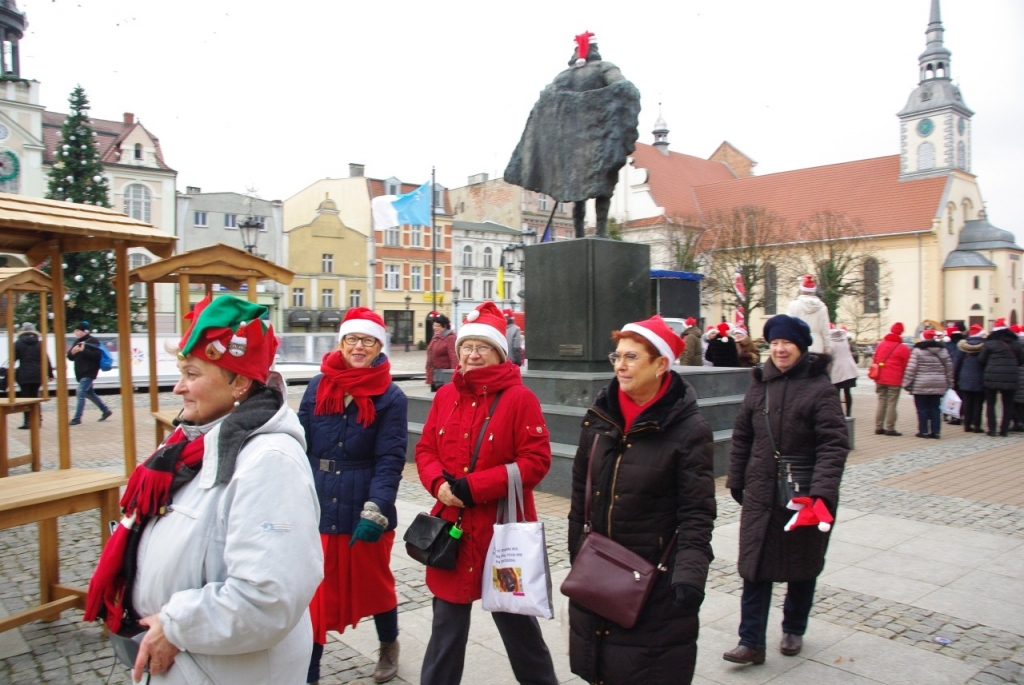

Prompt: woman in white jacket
xmin=84 ymin=295 xmax=323 ymax=684
xmin=828 ymin=328 xmax=859 ymax=417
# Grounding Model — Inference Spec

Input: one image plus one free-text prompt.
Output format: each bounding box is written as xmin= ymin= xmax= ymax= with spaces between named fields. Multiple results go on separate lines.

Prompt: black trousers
xmin=16 ymin=383 xmax=40 ymax=426
xmin=961 ymin=390 xmax=984 ymax=429
xmin=984 ymin=388 xmax=1015 ymax=433
xmin=420 ymin=597 xmax=557 ymax=685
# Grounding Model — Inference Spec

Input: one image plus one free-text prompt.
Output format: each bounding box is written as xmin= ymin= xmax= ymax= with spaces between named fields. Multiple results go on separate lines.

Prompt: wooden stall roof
xmin=0 ymin=267 xmax=52 ymax=294
xmin=0 ymin=193 xmax=176 ymax=262
xmin=128 ymin=243 xmax=294 ymax=287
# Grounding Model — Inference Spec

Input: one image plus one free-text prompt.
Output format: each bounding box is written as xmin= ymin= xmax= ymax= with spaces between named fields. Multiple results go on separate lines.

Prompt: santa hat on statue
xmin=338 ymin=307 xmax=389 ymax=353
xmin=784 ymin=497 xmax=834 ymax=532
xmin=799 ymin=274 xmax=817 ymax=294
xmin=457 ymin=301 xmax=509 ymax=360
xmin=992 ymin=317 xmax=1008 ymax=332
xmin=573 ymin=31 xmax=596 ymax=67
xmin=623 ymin=314 xmax=686 ymax=360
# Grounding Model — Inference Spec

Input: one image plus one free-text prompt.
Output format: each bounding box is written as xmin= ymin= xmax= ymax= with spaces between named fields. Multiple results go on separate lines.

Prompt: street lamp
xmin=501 ymin=229 xmax=538 ymax=275
xmin=239 ymin=215 xmax=263 ymax=255
xmin=404 ymin=295 xmax=412 ymax=352
xmin=451 ymin=286 xmax=460 ymax=331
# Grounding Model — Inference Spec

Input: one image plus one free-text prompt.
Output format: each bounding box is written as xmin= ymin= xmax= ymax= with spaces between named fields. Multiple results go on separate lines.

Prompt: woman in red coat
xmin=872 ymin=322 xmax=912 ymax=435
xmin=425 ymin=314 xmax=458 ymax=392
xmin=414 ymin=301 xmax=558 ymax=685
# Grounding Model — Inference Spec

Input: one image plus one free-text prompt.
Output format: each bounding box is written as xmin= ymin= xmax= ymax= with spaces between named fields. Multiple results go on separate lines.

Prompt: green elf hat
xmin=178 ymin=295 xmax=277 ymax=383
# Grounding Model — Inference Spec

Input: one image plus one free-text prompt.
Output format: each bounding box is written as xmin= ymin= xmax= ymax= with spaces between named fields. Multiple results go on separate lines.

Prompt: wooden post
xmin=178 ymin=274 xmax=190 ymax=334
xmin=50 ymin=242 xmax=71 ymax=470
xmin=38 ymin=290 xmax=49 ymax=400
xmin=5 ymin=291 xmax=14 ymax=402
xmin=115 ymin=243 xmax=136 ymax=475
xmin=247 ymin=276 xmax=258 ymax=303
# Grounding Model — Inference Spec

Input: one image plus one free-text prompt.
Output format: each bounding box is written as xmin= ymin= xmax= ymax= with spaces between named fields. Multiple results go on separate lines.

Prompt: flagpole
xmin=431 ymin=166 xmax=437 ymax=314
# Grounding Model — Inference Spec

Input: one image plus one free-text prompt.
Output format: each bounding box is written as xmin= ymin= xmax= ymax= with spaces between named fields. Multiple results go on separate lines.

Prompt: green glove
xmin=349 ymin=517 xmax=385 ymax=545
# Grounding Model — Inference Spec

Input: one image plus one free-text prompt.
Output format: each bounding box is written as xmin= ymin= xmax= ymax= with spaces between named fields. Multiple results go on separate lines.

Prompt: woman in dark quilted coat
xmin=568 ymin=315 xmax=716 ymax=685
xmin=724 ymin=315 xmax=848 ymax=666
xmin=902 ymin=329 xmax=953 ymax=438
xmin=955 ymin=326 xmax=987 ymax=433
xmin=978 ymin=319 xmax=1024 ymax=436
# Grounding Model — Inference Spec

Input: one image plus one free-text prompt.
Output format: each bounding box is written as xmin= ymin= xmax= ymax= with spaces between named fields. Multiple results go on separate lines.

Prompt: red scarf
xmin=84 ymin=428 xmax=206 ymax=632
xmin=618 ymin=373 xmax=671 ymax=433
xmin=315 ymin=350 xmax=392 ymax=427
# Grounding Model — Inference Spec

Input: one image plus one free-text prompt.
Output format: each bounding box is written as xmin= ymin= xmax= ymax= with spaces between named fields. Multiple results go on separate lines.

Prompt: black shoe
xmin=999 ymin=431 xmax=1009 ymax=437
xmin=780 ymin=633 xmax=803 ymax=657
xmin=69 ymin=418 xmax=81 ymax=426
xmin=915 ymin=433 xmax=929 ymax=438
xmin=884 ymin=430 xmax=902 ymax=436
xmin=973 ymin=427 xmax=985 ymax=433
xmin=99 ymin=410 xmax=113 ymax=422
xmin=1011 ymin=424 xmax=1024 ymax=433
xmin=988 ymin=430 xmax=998 ymax=437
xmin=929 ymin=434 xmax=940 ymax=439
xmin=17 ymin=424 xmax=29 ymax=430
xmin=875 ymin=429 xmax=886 ymax=435
xmin=949 ymin=418 xmax=962 ymax=425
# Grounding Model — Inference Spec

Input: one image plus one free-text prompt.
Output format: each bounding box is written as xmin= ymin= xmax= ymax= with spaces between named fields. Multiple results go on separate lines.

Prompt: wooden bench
xmin=153 ymin=408 xmax=181 ymax=446
xmin=0 ymin=468 xmax=125 ymax=632
xmin=0 ymin=397 xmax=47 ymax=477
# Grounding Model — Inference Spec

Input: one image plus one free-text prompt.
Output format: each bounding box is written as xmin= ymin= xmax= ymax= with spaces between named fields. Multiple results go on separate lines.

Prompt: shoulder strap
xmin=468 ymin=391 xmax=503 ymax=474
xmin=762 ymin=385 xmax=780 ymax=458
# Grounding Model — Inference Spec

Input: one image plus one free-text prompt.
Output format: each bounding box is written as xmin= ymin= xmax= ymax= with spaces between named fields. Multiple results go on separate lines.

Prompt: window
xmin=556 ymin=202 xmax=567 ymax=215
xmin=349 ymin=290 xmax=361 ymax=308
xmin=505 ymin=280 xmax=513 ymax=298
xmin=384 ymin=264 xmax=400 ymax=290
xmin=292 ymin=288 xmax=305 ymax=308
xmin=321 ymin=288 xmax=334 ymax=309
xmin=863 ymin=258 xmax=880 ymax=314
xmin=123 ymin=184 xmax=151 ymax=222
xmin=128 ymin=253 xmax=150 ymax=298
xmin=435 ymin=267 xmax=443 ymax=291
xmin=764 ymin=265 xmax=777 ymax=315
xmin=433 ymin=185 xmax=444 ymax=209
xmin=947 ymin=203 xmax=956 ymax=235
xmin=385 ymin=180 xmax=401 ymax=196
xmin=134 ymin=143 xmax=143 ymax=160
xmin=483 ymin=280 xmax=494 ymax=300
xmin=917 ymin=142 xmax=935 ymax=170
xmin=461 ymin=279 xmax=473 ymax=300
xmin=962 ymin=199 xmax=973 ymax=223
xmin=411 ymin=265 xmax=423 ymax=291
xmin=483 ymin=247 xmax=493 ymax=268
xmin=194 ymin=211 xmax=208 ymax=227
xmin=973 ymin=275 xmax=980 ymax=290
xmin=224 ymin=213 xmax=238 ymax=228
xmin=538 ymin=194 xmax=548 ymax=211
xmin=385 ymin=225 xmax=400 ymax=246
xmin=322 ymin=254 xmax=334 ymax=273
xmin=462 ymin=245 xmax=473 ymax=267
xmin=411 ymin=225 xmax=421 ymax=248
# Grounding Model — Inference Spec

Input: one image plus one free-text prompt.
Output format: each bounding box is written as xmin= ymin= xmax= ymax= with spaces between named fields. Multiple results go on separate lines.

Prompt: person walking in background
xmin=786 ymin=275 xmax=830 ymax=354
xmin=872 ymin=323 xmax=911 ymax=436
xmin=13 ymin=322 xmax=52 ymax=429
xmin=902 ymin=329 xmax=953 ymax=439
xmin=503 ymin=309 xmax=524 ymax=367
xmin=66 ymin=321 xmax=112 ymax=425
xmin=679 ymin=317 xmax=703 ymax=366
xmin=734 ymin=327 xmax=761 ymax=368
xmin=978 ymin=318 xmax=1024 ymax=437
xmin=425 ymin=314 xmax=458 ymax=392
xmin=828 ymin=327 xmax=858 ymax=418
xmin=567 ymin=315 xmax=716 ymax=685
xmin=724 ymin=315 xmax=848 ymax=666
xmin=955 ymin=324 xmax=987 ymax=433
xmin=706 ymin=323 xmax=740 ymax=368
xmin=299 ymin=308 xmax=407 ymax=685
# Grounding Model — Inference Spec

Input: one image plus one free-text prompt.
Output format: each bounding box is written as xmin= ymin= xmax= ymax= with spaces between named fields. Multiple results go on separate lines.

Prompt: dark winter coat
xmin=567 ymin=373 xmax=716 ymax=685
xmin=1017 ymin=357 xmax=1024 ymax=405
xmin=903 ymin=340 xmax=953 ymax=396
xmin=14 ymin=331 xmax=53 ymax=387
xmin=66 ymin=333 xmax=102 ymax=381
xmin=871 ymin=333 xmax=911 ymax=387
xmin=705 ymin=335 xmax=740 ymax=367
xmin=955 ymin=337 xmax=986 ymax=393
xmin=297 ymin=359 xmax=408 ymax=535
xmin=679 ymin=325 xmax=703 ymax=366
xmin=726 ymin=354 xmax=849 ymax=582
xmin=945 ymin=333 xmax=963 ymax=367
xmin=978 ymin=328 xmax=1024 ymax=392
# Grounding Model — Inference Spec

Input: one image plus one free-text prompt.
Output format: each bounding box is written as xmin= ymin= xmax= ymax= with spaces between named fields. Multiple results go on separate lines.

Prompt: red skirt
xmin=309 ymin=531 xmax=397 ymax=644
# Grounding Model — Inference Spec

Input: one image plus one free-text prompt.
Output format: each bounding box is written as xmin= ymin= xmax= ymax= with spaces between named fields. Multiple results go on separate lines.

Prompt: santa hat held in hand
xmin=338 ymin=307 xmax=389 ymax=354
xmin=457 ymin=301 xmax=509 ymax=360
xmin=784 ymin=497 xmax=834 ymax=532
xmin=799 ymin=274 xmax=817 ymax=294
xmin=623 ymin=314 xmax=686 ymax=360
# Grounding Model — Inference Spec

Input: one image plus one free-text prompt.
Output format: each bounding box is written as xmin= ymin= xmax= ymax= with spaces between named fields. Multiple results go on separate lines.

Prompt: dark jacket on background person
xmin=945 ymin=332 xmax=963 ymax=367
xmin=704 ymin=335 xmax=740 ymax=368
xmin=955 ymin=337 xmax=986 ymax=393
xmin=679 ymin=325 xmax=703 ymax=366
xmin=297 ymin=367 xmax=407 ymax=535
xmin=14 ymin=330 xmax=53 ymax=388
xmin=978 ymin=328 xmax=1024 ymax=391
xmin=871 ymin=333 xmax=911 ymax=386
xmin=66 ymin=333 xmax=102 ymax=381
xmin=903 ymin=340 xmax=953 ymax=396
xmin=725 ymin=354 xmax=849 ymax=582
xmin=568 ymin=372 xmax=716 ymax=685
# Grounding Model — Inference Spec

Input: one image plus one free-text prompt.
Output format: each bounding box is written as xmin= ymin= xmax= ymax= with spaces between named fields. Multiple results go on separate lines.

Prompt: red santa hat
xmin=922 ymin=329 xmax=937 ymax=340
xmin=716 ymin=322 xmax=731 ymax=337
xmin=457 ymin=301 xmax=509 ymax=360
xmin=945 ymin=326 xmax=958 ymax=337
xmin=338 ymin=307 xmax=388 ymax=352
xmin=622 ymin=314 xmax=685 ymax=360
xmin=685 ymin=317 xmax=696 ymax=327
xmin=799 ymin=274 xmax=817 ymax=293
xmin=992 ymin=317 xmax=1008 ymax=332
xmin=890 ymin=322 xmax=905 ymax=336
xmin=178 ymin=295 xmax=277 ymax=384
xmin=784 ymin=497 xmax=834 ymax=532
xmin=968 ymin=323 xmax=984 ymax=336
xmin=573 ymin=31 xmax=595 ymax=67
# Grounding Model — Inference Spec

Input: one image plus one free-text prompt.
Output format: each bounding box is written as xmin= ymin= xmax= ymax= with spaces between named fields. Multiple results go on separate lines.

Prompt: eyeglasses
xmin=459 ymin=344 xmax=494 ymax=356
xmin=608 ymin=352 xmax=655 ymax=367
xmin=342 ymin=335 xmax=380 ymax=347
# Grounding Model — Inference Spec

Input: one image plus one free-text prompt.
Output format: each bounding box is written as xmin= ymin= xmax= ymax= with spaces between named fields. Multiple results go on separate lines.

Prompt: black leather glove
xmin=674 ymin=584 xmax=705 ymax=613
xmin=730 ymin=488 xmax=744 ymax=506
xmin=448 ymin=475 xmax=475 ymax=507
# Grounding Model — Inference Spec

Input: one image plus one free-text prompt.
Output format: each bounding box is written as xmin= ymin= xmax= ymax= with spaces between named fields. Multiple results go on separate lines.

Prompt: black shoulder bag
xmin=404 ymin=391 xmax=503 ymax=569
xmin=763 ymin=386 xmax=814 ymax=506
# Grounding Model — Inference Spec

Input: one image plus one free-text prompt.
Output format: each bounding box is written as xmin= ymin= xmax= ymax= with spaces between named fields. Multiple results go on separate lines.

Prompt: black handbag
xmin=404 ymin=391 xmax=503 ymax=569
xmin=763 ymin=386 xmax=814 ymax=505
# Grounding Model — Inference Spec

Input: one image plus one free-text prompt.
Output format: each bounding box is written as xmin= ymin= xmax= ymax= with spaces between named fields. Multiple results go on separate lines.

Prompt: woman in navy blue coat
xmin=298 ymin=308 xmax=408 ymax=685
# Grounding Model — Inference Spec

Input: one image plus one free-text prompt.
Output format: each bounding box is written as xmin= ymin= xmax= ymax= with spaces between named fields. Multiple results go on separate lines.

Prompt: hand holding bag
xmin=481 ymin=463 xmax=553 ymax=618
xmin=560 ymin=436 xmax=676 ymax=630
xmin=764 ymin=386 xmax=815 ymax=507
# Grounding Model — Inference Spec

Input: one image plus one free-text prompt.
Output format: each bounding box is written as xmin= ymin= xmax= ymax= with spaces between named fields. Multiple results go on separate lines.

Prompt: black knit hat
xmin=74 ymin=321 xmax=90 ymax=332
xmin=763 ymin=314 xmax=813 ymax=353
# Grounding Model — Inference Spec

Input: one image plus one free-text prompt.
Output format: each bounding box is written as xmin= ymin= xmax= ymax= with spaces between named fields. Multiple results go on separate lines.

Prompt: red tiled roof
xmin=628 ymin=143 xmax=737 ymax=219
xmin=42 ymin=111 xmax=173 ymax=171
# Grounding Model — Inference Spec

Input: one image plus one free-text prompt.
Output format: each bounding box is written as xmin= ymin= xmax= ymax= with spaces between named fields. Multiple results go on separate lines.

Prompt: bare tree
xmin=663 ymin=216 xmax=703 ymax=272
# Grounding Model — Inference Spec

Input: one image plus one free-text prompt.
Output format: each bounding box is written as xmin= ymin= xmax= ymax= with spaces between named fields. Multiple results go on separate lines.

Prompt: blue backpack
xmin=97 ymin=343 xmax=114 ymax=371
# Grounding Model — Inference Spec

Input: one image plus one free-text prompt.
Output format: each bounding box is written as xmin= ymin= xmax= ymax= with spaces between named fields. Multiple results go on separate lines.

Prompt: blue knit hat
xmin=763 ymin=314 xmax=813 ymax=353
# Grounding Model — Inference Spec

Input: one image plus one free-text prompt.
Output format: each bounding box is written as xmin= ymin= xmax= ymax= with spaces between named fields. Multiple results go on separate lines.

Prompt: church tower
xmin=898 ymin=0 xmax=973 ymax=179
xmin=0 ymin=0 xmax=44 ymax=198
xmin=652 ymin=106 xmax=670 ymax=156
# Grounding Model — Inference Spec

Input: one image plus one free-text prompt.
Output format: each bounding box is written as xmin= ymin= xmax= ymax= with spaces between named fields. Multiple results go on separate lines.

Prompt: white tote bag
xmin=481 ymin=463 xmax=553 ymax=619
xmin=940 ymin=388 xmax=962 ymax=416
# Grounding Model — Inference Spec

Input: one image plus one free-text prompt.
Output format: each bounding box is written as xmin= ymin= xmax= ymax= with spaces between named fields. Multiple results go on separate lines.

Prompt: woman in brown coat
xmin=425 ymin=314 xmax=458 ymax=392
xmin=724 ymin=315 xmax=848 ymax=666
xmin=733 ymin=327 xmax=761 ymax=368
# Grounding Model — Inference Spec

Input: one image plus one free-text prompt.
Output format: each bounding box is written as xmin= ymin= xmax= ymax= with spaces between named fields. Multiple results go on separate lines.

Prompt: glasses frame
xmin=607 ymin=352 xmax=656 ymax=367
xmin=341 ymin=335 xmax=381 ymax=348
xmin=459 ymin=343 xmax=495 ymax=356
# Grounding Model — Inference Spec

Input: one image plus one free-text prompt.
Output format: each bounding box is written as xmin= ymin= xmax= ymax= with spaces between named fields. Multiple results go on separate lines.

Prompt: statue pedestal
xmin=524 ymin=237 xmax=650 ymax=373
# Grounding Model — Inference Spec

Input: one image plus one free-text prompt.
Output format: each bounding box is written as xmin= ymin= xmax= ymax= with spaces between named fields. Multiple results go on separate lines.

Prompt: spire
xmin=652 ymin=103 xmax=669 ymax=156
xmin=918 ymin=0 xmax=952 ymax=82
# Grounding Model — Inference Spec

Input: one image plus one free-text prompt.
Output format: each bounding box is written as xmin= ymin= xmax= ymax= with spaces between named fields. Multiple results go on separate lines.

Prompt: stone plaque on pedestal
xmin=524 ymin=237 xmax=650 ymax=373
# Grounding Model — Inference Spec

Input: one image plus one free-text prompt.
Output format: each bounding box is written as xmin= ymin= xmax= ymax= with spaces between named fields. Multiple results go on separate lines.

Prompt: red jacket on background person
xmin=872 ymin=333 xmax=911 ymax=386
xmin=414 ymin=361 xmax=552 ymax=604
xmin=425 ymin=327 xmax=457 ymax=387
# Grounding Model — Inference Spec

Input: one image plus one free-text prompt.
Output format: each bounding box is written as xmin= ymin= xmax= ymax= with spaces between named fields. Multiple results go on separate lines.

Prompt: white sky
xmin=18 ymin=0 xmax=1024 ymax=242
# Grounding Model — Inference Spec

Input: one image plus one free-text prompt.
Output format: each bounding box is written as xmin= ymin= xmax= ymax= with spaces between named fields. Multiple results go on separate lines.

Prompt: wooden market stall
xmin=0 ymin=193 xmax=175 ymax=632
xmin=128 ymin=242 xmax=294 ymax=446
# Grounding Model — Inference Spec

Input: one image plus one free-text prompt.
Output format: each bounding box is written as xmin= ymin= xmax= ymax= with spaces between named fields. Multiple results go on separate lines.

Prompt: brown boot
xmin=373 ymin=640 xmax=399 ymax=683
xmin=723 ymin=644 xmax=766 ymax=664
xmin=780 ymin=633 xmax=803 ymax=656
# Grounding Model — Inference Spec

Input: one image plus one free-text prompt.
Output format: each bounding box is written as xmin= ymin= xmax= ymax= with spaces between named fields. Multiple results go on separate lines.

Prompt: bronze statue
xmin=504 ymin=31 xmax=641 ymax=238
